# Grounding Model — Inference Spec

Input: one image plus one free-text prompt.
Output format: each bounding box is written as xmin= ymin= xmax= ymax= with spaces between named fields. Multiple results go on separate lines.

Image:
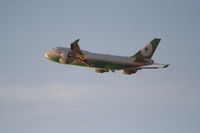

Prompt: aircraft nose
xmin=44 ymin=51 xmax=49 ymax=58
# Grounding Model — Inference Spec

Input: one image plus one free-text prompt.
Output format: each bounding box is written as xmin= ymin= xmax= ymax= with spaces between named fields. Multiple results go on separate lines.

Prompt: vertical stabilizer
xmin=133 ymin=38 xmax=161 ymax=59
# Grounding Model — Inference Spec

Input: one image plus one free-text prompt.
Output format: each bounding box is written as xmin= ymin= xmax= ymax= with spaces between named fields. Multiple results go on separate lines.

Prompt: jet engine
xmin=59 ymin=51 xmax=76 ymax=64
xmin=94 ymin=68 xmax=109 ymax=73
xmin=121 ymin=68 xmax=138 ymax=75
xmin=59 ymin=57 xmax=73 ymax=64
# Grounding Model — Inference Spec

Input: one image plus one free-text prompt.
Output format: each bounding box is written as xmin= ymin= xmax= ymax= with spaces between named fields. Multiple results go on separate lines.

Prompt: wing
xmin=71 ymin=39 xmax=81 ymax=52
xmin=70 ymin=39 xmax=94 ymax=67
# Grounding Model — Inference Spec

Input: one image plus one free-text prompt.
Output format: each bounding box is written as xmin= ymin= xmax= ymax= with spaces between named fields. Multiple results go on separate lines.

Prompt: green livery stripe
xmin=46 ymin=55 xmax=60 ymax=63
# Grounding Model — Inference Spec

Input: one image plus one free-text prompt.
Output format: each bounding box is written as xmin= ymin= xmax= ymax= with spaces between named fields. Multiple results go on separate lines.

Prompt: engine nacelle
xmin=59 ymin=57 xmax=73 ymax=64
xmin=121 ymin=70 xmax=132 ymax=75
xmin=59 ymin=58 xmax=67 ymax=64
xmin=94 ymin=68 xmax=109 ymax=73
xmin=121 ymin=68 xmax=138 ymax=75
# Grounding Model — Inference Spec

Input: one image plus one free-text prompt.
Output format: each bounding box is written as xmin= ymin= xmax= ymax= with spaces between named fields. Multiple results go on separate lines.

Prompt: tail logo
xmin=140 ymin=43 xmax=153 ymax=57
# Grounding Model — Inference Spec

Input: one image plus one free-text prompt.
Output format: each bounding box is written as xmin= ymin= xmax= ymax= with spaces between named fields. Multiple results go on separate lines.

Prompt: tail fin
xmin=132 ymin=38 xmax=161 ymax=59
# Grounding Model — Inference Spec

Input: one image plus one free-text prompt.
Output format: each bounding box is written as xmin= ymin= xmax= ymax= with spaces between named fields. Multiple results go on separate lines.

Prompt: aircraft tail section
xmin=133 ymin=38 xmax=161 ymax=59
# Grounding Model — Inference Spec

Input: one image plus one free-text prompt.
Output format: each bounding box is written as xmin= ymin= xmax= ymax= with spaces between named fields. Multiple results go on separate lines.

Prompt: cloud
xmin=0 ymin=83 xmax=96 ymax=103
xmin=0 ymin=83 xmax=99 ymax=115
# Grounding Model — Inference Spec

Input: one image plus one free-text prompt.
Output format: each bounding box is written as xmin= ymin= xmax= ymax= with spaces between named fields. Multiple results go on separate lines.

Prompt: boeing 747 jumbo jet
xmin=45 ymin=38 xmax=169 ymax=75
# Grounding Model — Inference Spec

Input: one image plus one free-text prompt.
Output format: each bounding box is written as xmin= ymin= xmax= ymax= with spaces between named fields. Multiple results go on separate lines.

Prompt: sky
xmin=0 ymin=0 xmax=200 ymax=133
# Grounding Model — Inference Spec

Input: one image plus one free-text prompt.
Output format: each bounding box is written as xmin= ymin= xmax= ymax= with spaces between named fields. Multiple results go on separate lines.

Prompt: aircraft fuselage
xmin=44 ymin=38 xmax=168 ymax=74
xmin=45 ymin=47 xmax=153 ymax=70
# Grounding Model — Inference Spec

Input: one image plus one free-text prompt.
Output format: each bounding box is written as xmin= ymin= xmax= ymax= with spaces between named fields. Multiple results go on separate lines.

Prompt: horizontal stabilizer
xmin=138 ymin=64 xmax=169 ymax=70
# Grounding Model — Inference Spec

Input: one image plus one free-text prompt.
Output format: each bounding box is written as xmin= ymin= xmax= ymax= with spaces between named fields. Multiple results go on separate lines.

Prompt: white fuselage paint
xmin=83 ymin=51 xmax=145 ymax=66
xmin=45 ymin=47 xmax=153 ymax=67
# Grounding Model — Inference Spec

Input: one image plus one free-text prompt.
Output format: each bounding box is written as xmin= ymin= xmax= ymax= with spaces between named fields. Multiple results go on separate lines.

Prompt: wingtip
xmin=163 ymin=64 xmax=169 ymax=68
xmin=71 ymin=39 xmax=80 ymax=44
xmin=75 ymin=39 xmax=80 ymax=43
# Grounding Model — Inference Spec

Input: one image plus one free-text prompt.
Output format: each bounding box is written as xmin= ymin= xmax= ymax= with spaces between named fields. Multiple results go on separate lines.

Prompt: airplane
xmin=45 ymin=38 xmax=169 ymax=75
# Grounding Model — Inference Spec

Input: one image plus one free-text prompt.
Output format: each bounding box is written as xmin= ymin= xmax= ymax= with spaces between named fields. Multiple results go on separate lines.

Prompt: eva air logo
xmin=140 ymin=43 xmax=153 ymax=57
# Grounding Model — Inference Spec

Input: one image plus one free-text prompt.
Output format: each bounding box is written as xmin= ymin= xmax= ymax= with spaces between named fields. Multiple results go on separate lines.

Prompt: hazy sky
xmin=0 ymin=0 xmax=200 ymax=133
